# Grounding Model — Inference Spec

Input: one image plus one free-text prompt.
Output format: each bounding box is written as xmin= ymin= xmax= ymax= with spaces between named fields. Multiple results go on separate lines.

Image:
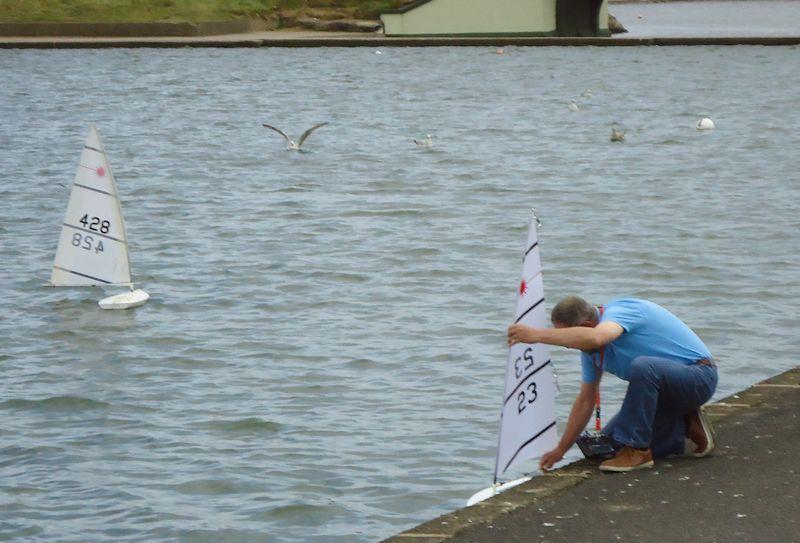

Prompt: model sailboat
xmin=49 ymin=125 xmax=149 ymax=310
xmin=467 ymin=211 xmax=558 ymax=506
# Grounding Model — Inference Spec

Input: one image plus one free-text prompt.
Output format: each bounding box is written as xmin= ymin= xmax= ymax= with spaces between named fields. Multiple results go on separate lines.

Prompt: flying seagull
xmin=262 ymin=122 xmax=329 ymax=150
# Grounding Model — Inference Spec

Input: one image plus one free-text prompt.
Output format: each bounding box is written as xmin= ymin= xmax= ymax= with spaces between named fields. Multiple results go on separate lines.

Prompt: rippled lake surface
xmin=1 ymin=45 xmax=799 ymax=542
xmin=612 ymin=0 xmax=800 ymax=37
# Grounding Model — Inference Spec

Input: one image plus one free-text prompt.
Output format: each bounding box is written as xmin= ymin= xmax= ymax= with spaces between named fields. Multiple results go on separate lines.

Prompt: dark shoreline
xmin=2 ymin=35 xmax=799 ymax=48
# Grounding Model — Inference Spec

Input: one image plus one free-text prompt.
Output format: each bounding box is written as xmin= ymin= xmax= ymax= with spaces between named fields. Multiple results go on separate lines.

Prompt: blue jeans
xmin=603 ymin=356 xmax=718 ymax=458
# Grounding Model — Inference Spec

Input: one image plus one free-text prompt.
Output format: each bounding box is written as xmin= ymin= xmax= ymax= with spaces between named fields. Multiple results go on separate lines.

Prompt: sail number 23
xmin=517 ymin=382 xmax=538 ymax=414
xmin=514 ymin=347 xmax=538 ymax=414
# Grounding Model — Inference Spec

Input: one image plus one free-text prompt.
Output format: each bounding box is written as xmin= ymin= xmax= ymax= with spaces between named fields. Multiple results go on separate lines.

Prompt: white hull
xmin=466 ymin=476 xmax=532 ymax=507
xmin=98 ymin=289 xmax=149 ymax=310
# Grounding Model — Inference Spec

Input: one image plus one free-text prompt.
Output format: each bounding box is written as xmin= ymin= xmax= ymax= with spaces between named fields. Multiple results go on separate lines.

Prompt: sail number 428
xmin=79 ymin=214 xmax=110 ymax=234
xmin=72 ymin=232 xmax=104 ymax=254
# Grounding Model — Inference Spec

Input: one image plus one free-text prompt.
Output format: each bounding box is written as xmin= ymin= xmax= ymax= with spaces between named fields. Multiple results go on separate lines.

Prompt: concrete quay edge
xmin=1 ymin=35 xmax=800 ymax=49
xmin=380 ymin=366 xmax=800 ymax=543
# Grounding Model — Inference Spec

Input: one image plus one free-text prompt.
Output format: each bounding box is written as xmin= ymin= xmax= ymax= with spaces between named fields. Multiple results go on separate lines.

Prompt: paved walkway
xmin=1 ymin=31 xmax=799 ymax=48
xmin=384 ymin=366 xmax=800 ymax=542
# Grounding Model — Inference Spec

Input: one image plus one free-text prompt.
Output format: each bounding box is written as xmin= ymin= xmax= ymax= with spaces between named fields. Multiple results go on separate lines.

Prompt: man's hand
xmin=507 ymin=324 xmax=543 ymax=346
xmin=539 ymin=446 xmax=565 ymax=472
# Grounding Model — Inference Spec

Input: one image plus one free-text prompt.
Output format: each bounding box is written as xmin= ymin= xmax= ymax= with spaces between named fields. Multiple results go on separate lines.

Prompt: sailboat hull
xmin=98 ymin=289 xmax=149 ymax=310
xmin=466 ymin=476 xmax=532 ymax=506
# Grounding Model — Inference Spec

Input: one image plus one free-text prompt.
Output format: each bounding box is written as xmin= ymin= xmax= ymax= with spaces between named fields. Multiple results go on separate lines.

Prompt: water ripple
xmin=0 ymin=40 xmax=798 ymax=543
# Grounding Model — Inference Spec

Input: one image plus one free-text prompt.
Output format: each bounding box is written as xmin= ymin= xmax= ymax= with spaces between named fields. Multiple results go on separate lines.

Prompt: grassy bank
xmin=0 ymin=0 xmax=411 ymax=23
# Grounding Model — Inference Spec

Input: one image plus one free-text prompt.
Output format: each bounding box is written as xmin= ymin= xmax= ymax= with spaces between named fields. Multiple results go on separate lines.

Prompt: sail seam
xmin=503 ymin=359 xmax=552 ymax=405
xmin=73 ymin=182 xmax=116 ymax=197
xmin=502 ymin=420 xmax=557 ymax=474
xmin=53 ymin=266 xmax=112 ymax=284
xmin=515 ymin=297 xmax=545 ymax=323
xmin=63 ymin=223 xmax=126 ymax=244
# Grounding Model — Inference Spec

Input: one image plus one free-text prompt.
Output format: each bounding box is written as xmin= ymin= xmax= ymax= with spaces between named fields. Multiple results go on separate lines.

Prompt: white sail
xmin=50 ymin=125 xmax=132 ymax=287
xmin=493 ymin=214 xmax=559 ymax=481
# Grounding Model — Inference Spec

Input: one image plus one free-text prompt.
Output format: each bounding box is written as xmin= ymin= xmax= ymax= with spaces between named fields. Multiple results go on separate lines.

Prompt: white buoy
xmin=696 ymin=117 xmax=715 ymax=131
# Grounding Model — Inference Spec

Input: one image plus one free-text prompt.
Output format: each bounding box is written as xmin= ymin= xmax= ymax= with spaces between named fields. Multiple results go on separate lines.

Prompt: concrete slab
xmin=1 ymin=32 xmax=799 ymax=48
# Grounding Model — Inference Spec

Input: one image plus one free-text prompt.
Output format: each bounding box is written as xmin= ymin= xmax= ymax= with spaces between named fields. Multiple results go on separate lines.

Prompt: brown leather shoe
xmin=685 ymin=407 xmax=716 ymax=457
xmin=599 ymin=446 xmax=654 ymax=472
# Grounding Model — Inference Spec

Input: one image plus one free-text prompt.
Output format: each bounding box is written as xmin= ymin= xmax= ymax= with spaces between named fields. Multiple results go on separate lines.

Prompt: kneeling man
xmin=507 ymin=296 xmax=718 ymax=472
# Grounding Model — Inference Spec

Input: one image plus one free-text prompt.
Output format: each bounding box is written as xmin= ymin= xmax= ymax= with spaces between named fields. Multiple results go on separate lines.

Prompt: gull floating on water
xmin=582 ymin=89 xmax=593 ymax=98
xmin=568 ymin=100 xmax=580 ymax=112
xmin=262 ymin=122 xmax=329 ymax=150
xmin=414 ymin=134 xmax=433 ymax=148
xmin=610 ymin=126 xmax=625 ymax=142
xmin=696 ymin=117 xmax=715 ymax=131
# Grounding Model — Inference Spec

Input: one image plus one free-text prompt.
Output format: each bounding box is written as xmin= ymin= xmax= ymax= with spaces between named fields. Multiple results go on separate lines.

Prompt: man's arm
xmin=539 ymin=380 xmax=599 ymax=471
xmin=508 ymin=321 xmax=624 ymax=352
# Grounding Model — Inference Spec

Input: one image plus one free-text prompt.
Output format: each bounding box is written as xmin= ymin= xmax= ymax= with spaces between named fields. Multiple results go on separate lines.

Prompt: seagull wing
xmin=297 ymin=122 xmax=329 ymax=148
xmin=262 ymin=124 xmax=292 ymax=144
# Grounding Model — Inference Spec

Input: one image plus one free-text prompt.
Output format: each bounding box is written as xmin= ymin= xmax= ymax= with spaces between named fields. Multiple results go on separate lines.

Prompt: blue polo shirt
xmin=581 ymin=298 xmax=712 ymax=383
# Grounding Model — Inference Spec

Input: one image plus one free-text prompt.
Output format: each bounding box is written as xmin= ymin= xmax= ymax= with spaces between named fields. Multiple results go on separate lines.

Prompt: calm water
xmin=1 ymin=44 xmax=799 ymax=542
xmin=612 ymin=0 xmax=800 ymax=37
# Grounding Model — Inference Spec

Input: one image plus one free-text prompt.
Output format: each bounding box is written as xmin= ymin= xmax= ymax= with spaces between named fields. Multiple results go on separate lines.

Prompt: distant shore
xmin=0 ymin=0 xmax=689 ymax=38
xmin=2 ymin=0 xmax=796 ymax=43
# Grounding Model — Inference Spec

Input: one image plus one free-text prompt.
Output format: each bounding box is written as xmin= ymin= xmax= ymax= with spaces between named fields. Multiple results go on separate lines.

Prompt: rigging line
xmin=62 ymin=223 xmax=126 ymax=244
xmin=523 ymin=270 xmax=543 ymax=284
xmin=515 ymin=297 xmax=544 ymax=324
xmin=52 ymin=266 xmax=112 ymax=284
xmin=502 ymin=421 xmax=557 ymax=474
xmin=73 ymin=183 xmax=116 ymax=198
xmin=504 ymin=359 xmax=552 ymax=405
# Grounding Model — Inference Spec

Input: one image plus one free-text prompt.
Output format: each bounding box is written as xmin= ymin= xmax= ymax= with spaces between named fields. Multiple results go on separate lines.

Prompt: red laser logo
xmin=519 ymin=279 xmax=527 ymax=296
xmin=96 ymin=166 xmax=105 ymax=177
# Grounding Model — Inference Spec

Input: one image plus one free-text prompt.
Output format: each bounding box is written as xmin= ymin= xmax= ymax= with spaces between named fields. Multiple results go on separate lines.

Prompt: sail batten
xmin=72 ymin=182 xmax=117 ymax=197
xmin=61 ymin=223 xmax=127 ymax=244
xmin=50 ymin=125 xmax=133 ymax=287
